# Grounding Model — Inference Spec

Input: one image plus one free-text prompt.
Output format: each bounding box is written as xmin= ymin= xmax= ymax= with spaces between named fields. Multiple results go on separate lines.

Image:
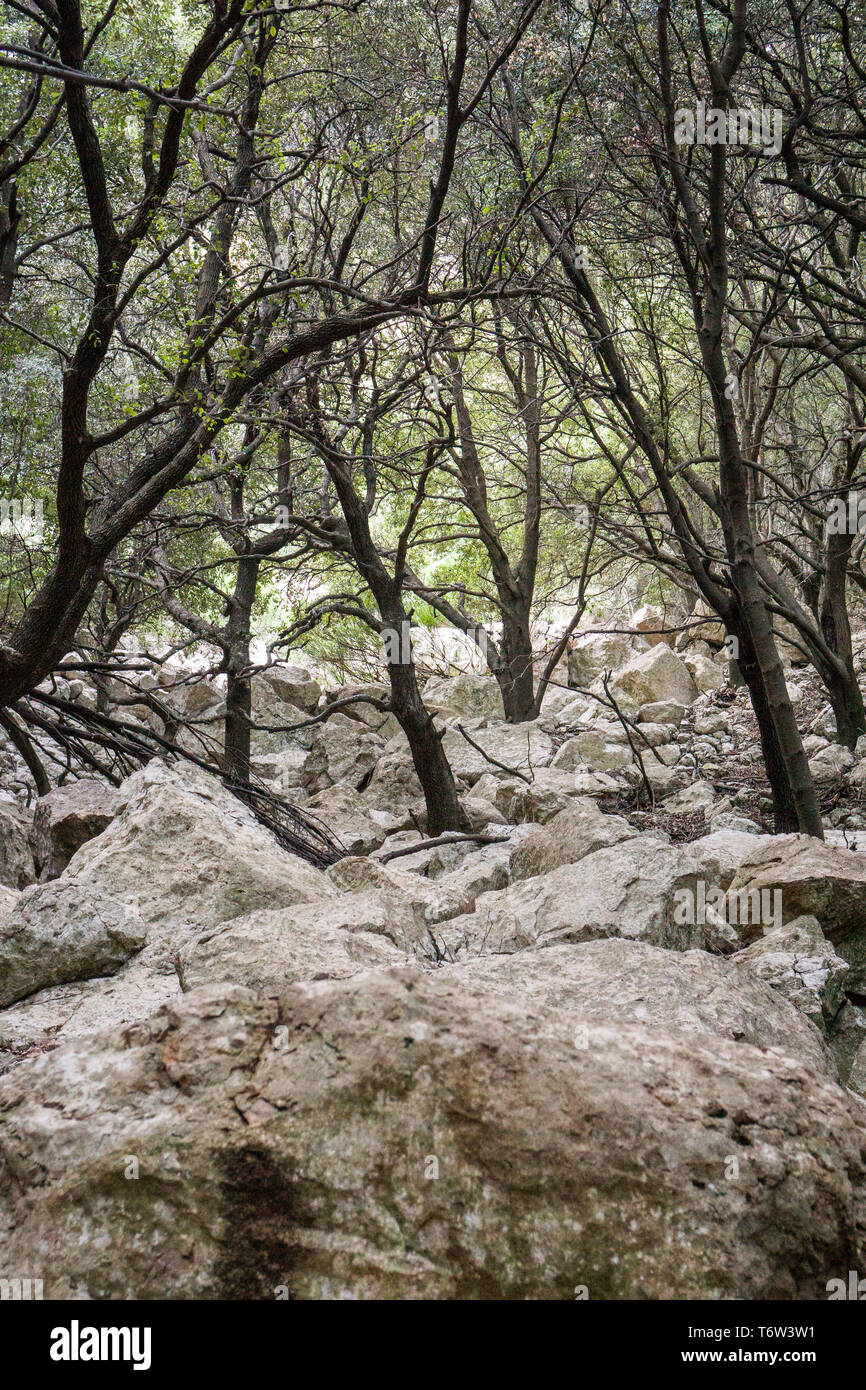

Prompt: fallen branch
xmin=601 ymin=671 xmax=655 ymax=811
xmin=455 ymin=723 xmax=532 ymax=783
xmin=379 ymin=830 xmax=511 ymax=863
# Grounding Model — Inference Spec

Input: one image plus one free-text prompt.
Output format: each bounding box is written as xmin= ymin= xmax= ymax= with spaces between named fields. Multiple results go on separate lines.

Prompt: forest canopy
xmin=2 ymin=0 xmax=866 ymax=837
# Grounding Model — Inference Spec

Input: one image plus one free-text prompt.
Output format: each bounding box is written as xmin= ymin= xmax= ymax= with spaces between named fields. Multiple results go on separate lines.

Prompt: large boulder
xmin=567 ymin=629 xmax=648 ymax=687
xmin=687 ymin=830 xmax=777 ymax=890
xmin=683 ymin=650 xmax=727 ymax=695
xmin=484 ymin=768 xmax=581 ymax=824
xmin=422 ymin=672 xmax=504 ymax=720
xmin=726 ymin=835 xmax=866 ymax=983
xmin=437 ymin=837 xmax=728 ymax=958
xmin=0 ymin=970 xmax=863 ymax=1299
xmin=325 ymin=855 xmax=477 ymax=940
xmin=313 ymin=713 xmax=386 ymax=787
xmin=32 ymin=779 xmax=116 ymax=880
xmin=608 ymin=643 xmax=699 ymax=708
xmin=0 ymin=881 xmax=147 ymax=1007
xmin=0 ymin=760 xmax=334 ymax=1065
xmin=631 ymin=602 xmax=678 ymax=647
xmin=439 ymin=722 xmax=553 ymax=784
xmin=0 ymin=802 xmax=36 ymax=890
xmin=324 ymin=682 xmax=398 ymax=737
xmin=61 ymin=760 xmax=332 ymax=942
xmin=182 ymin=900 xmax=412 ymax=993
xmin=551 ymin=730 xmax=632 ymax=773
xmin=260 ymin=663 xmax=321 ymax=714
xmin=304 ymin=783 xmax=387 ymax=856
xmin=509 ymin=799 xmax=637 ymax=881
xmin=829 ymin=1001 xmax=866 ymax=1088
xmin=456 ymin=938 xmax=835 ymax=1078
xmin=732 ymin=916 xmax=849 ymax=1034
xmin=361 ymin=752 xmax=424 ymax=815
xmin=677 ymin=600 xmax=726 ymax=650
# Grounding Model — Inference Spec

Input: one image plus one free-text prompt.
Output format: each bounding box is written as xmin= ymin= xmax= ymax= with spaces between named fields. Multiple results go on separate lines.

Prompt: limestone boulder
xmin=457 ymin=938 xmax=835 ymax=1077
xmin=683 ymin=651 xmax=727 ymax=695
xmin=609 ymin=644 xmax=699 ymax=709
xmin=61 ymin=760 xmax=333 ymax=945
xmin=260 ymin=663 xmax=321 ymax=714
xmin=732 ymin=916 xmax=849 ymax=1033
xmin=809 ymin=744 xmax=856 ymax=787
xmin=638 ymin=700 xmax=688 ymax=725
xmin=509 ymin=799 xmax=637 ymax=881
xmin=726 ymin=835 xmax=866 ymax=980
xmin=361 ymin=752 xmax=424 ymax=815
xmin=0 ymin=760 xmax=336 ymax=1051
xmin=631 ymin=602 xmax=677 ymax=647
xmin=421 ymin=672 xmax=504 ymax=720
xmin=304 ymin=784 xmax=387 ymax=856
xmin=567 ymin=629 xmax=648 ymax=687
xmin=437 ymin=837 xmax=728 ymax=958
xmin=0 ymin=801 xmax=36 ymax=890
xmin=0 ymin=881 xmax=147 ymax=1007
xmin=182 ymin=899 xmax=412 ymax=993
xmin=32 ymin=779 xmax=116 ymax=880
xmin=0 ymin=971 xmax=863 ymax=1299
xmin=439 ymin=722 xmax=553 ymax=784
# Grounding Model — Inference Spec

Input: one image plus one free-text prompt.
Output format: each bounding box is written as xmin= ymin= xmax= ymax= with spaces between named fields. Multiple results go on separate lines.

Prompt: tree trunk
xmin=820 ymin=527 xmax=866 ymax=748
xmin=383 ymin=606 xmax=468 ymax=834
xmin=497 ymin=600 xmax=536 ymax=723
xmin=727 ymin=616 xmax=798 ymax=831
xmin=222 ymin=555 xmax=259 ymax=781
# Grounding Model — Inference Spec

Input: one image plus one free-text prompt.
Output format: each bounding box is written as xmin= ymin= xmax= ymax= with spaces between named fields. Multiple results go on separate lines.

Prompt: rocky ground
xmin=3 ymin=614 xmax=866 ymax=1298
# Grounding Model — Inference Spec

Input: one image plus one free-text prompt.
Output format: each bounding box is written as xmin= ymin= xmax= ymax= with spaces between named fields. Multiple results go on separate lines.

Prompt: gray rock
xmin=1 ymin=971 xmax=863 ymax=1299
xmin=261 ymin=663 xmax=321 ymax=713
xmin=726 ymin=835 xmax=866 ymax=971
xmin=829 ymin=1001 xmax=866 ymax=1087
xmin=551 ymin=732 xmax=631 ymax=772
xmin=421 ymin=672 xmax=504 ymax=720
xmin=439 ymin=722 xmax=553 ymax=783
xmin=457 ymin=937 xmax=835 ymax=1077
xmin=0 ymin=802 xmax=36 ymax=890
xmin=183 ymin=899 xmax=412 ymax=993
xmin=0 ymin=881 xmax=147 ymax=1007
xmin=438 ymin=836 xmax=728 ymax=958
xmin=567 ymin=629 xmax=648 ymax=687
xmin=638 ymin=700 xmax=688 ymax=724
xmin=809 ymin=744 xmax=856 ymax=786
xmin=609 ymin=644 xmax=699 ymax=708
xmin=509 ymin=799 xmax=637 ymax=881
xmin=732 ymin=916 xmax=849 ymax=1032
xmin=32 ymin=779 xmax=116 ymax=880
xmin=710 ymin=812 xmax=763 ymax=836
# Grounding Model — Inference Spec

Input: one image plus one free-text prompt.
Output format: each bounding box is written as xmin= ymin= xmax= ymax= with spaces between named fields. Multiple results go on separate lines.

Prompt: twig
xmin=455 ymin=723 xmax=532 ymax=783
xmin=601 ymin=671 xmax=655 ymax=811
xmin=380 ymin=830 xmax=511 ymax=863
